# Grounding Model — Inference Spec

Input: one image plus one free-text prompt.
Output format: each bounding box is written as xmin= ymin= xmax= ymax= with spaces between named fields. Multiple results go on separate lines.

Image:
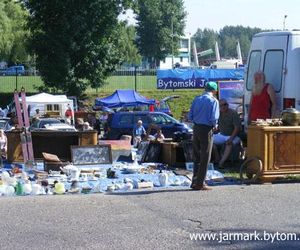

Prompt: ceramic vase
xmin=158 ymin=171 xmax=168 ymax=187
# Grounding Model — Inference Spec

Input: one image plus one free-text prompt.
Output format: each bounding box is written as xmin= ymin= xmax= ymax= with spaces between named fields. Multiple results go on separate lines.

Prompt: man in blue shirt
xmin=133 ymin=119 xmax=146 ymax=147
xmin=188 ymin=81 xmax=219 ymax=190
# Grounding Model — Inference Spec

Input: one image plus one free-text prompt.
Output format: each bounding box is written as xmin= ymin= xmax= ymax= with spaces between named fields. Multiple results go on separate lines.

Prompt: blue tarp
xmin=95 ymin=89 xmax=155 ymax=108
xmin=157 ymin=68 xmax=244 ymax=89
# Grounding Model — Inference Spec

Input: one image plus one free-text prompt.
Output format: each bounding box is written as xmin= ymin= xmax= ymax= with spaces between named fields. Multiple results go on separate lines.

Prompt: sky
xmin=184 ymin=0 xmax=299 ymax=34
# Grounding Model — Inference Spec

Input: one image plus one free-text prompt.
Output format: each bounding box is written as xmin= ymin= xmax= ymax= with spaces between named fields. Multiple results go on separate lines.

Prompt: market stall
xmin=6 ymin=130 xmax=98 ymax=162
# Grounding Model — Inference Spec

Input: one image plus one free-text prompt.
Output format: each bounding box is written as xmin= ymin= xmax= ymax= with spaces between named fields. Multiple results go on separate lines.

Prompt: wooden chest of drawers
xmin=247 ymin=125 xmax=300 ymax=180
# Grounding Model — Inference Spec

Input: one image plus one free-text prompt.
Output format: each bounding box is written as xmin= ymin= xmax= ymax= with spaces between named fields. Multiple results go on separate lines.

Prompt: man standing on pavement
xmin=188 ymin=81 xmax=219 ymax=191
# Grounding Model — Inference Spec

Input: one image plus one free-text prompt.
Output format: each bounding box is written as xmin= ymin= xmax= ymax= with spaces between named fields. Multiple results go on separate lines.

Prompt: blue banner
xmin=157 ymin=68 xmax=244 ymax=89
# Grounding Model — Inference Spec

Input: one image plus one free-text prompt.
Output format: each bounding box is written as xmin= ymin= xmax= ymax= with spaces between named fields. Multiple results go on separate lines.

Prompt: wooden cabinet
xmin=7 ymin=130 xmax=98 ymax=162
xmin=247 ymin=125 xmax=300 ymax=179
xmin=161 ymin=142 xmax=186 ymax=166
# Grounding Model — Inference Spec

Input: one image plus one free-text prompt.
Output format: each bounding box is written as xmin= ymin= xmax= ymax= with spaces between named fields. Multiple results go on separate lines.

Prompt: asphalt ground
xmin=0 ymin=183 xmax=299 ymax=250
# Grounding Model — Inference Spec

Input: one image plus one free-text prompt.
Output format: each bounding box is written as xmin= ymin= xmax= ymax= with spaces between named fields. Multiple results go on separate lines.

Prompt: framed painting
xmin=99 ymin=140 xmax=132 ymax=162
xmin=218 ymin=80 xmax=244 ymax=113
xmin=71 ymin=145 xmax=112 ymax=165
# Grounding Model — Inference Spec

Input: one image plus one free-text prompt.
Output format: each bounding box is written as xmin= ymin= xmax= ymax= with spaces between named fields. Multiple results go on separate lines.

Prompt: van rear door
xmin=244 ymin=32 xmax=289 ymax=126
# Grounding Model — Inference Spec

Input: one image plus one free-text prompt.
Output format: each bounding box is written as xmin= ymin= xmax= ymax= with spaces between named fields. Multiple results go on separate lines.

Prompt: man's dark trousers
xmin=192 ymin=124 xmax=213 ymax=185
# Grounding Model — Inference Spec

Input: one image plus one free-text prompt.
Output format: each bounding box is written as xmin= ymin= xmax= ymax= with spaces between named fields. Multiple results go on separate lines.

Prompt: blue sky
xmin=120 ymin=0 xmax=299 ymax=35
xmin=184 ymin=0 xmax=299 ymax=34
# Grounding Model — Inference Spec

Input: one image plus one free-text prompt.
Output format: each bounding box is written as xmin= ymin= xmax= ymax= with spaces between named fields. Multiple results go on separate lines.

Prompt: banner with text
xmin=157 ymin=68 xmax=244 ymax=89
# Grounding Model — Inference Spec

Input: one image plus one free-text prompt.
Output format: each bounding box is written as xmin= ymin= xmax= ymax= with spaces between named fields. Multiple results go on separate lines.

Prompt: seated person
xmin=154 ymin=128 xmax=165 ymax=141
xmin=132 ymin=120 xmax=146 ymax=147
xmin=82 ymin=122 xmax=93 ymax=131
xmin=213 ymin=99 xmax=241 ymax=168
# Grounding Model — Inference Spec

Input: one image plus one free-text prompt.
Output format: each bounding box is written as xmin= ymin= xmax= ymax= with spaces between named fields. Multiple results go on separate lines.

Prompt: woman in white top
xmin=0 ymin=129 xmax=7 ymax=158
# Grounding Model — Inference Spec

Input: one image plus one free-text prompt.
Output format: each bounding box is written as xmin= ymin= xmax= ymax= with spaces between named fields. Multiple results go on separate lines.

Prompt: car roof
xmin=37 ymin=118 xmax=61 ymax=121
xmin=113 ymin=111 xmax=168 ymax=115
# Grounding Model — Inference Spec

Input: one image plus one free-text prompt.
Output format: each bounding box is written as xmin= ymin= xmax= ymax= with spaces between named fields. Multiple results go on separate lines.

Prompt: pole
xmin=134 ymin=66 xmax=137 ymax=91
xmin=283 ymin=15 xmax=287 ymax=30
xmin=15 ymin=68 xmax=18 ymax=90
xmin=171 ymin=18 xmax=174 ymax=69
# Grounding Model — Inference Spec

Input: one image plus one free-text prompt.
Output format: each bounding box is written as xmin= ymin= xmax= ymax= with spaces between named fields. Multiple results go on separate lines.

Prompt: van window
xmin=46 ymin=104 xmax=53 ymax=111
xmin=150 ymin=113 xmax=177 ymax=124
xmin=246 ymin=50 xmax=261 ymax=90
xmin=263 ymin=50 xmax=283 ymax=92
xmin=46 ymin=104 xmax=61 ymax=112
xmin=119 ymin=114 xmax=133 ymax=126
xmin=150 ymin=114 xmax=167 ymax=124
xmin=53 ymin=104 xmax=60 ymax=111
xmin=133 ymin=115 xmax=148 ymax=125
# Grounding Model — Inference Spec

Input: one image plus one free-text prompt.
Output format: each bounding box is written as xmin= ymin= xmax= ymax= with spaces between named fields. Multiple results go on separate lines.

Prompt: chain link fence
xmin=0 ymin=67 xmax=158 ymax=93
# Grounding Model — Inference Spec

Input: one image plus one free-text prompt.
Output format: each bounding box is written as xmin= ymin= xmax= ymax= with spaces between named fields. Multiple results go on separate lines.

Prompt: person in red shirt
xmin=65 ymin=105 xmax=73 ymax=124
xmin=248 ymin=71 xmax=276 ymax=123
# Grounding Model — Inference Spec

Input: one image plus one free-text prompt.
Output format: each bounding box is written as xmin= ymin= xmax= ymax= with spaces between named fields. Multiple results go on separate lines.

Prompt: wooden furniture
xmin=6 ymin=130 xmax=98 ymax=162
xmin=161 ymin=141 xmax=186 ymax=167
xmin=244 ymin=125 xmax=300 ymax=181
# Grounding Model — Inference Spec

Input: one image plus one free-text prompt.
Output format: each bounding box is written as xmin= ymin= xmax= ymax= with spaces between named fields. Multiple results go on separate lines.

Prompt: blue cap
xmin=205 ymin=81 xmax=218 ymax=91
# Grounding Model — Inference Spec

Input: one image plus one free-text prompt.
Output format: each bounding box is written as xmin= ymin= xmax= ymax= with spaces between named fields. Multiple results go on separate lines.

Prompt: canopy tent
xmin=26 ymin=93 xmax=73 ymax=104
xmin=25 ymin=93 xmax=74 ymax=118
xmin=95 ymin=90 xmax=155 ymax=108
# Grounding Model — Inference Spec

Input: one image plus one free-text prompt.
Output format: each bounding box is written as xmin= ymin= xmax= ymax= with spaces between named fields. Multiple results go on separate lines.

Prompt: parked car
xmin=1 ymin=65 xmax=25 ymax=76
xmin=104 ymin=111 xmax=192 ymax=140
xmin=30 ymin=118 xmax=76 ymax=131
xmin=0 ymin=118 xmax=12 ymax=131
xmin=154 ymin=95 xmax=180 ymax=116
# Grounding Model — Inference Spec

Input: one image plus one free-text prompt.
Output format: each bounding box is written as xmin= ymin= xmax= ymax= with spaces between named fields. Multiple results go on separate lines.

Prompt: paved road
xmin=0 ymin=183 xmax=299 ymax=250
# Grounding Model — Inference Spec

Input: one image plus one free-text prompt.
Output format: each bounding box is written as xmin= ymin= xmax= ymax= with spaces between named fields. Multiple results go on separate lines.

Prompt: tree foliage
xmin=118 ymin=23 xmax=141 ymax=66
xmin=135 ymin=0 xmax=186 ymax=67
xmin=24 ymin=0 xmax=134 ymax=96
xmin=192 ymin=26 xmax=265 ymax=64
xmin=0 ymin=0 xmax=29 ymax=65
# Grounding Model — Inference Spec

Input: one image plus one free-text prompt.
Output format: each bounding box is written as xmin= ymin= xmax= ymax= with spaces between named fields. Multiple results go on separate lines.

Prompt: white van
xmin=243 ymin=30 xmax=300 ymax=127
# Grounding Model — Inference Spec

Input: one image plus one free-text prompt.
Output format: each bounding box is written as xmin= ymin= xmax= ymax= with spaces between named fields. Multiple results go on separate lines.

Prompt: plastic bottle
xmin=208 ymin=163 xmax=214 ymax=171
xmin=15 ymin=181 xmax=24 ymax=196
xmin=158 ymin=170 xmax=168 ymax=187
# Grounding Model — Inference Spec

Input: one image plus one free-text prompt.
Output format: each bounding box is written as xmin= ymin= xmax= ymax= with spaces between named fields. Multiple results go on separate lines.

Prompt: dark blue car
xmin=1 ymin=65 xmax=25 ymax=76
xmin=104 ymin=111 xmax=192 ymax=140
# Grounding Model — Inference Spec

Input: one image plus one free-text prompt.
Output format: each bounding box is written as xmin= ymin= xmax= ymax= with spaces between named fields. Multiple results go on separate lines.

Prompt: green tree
xmin=219 ymin=25 xmax=263 ymax=59
xmin=118 ymin=23 xmax=141 ymax=66
xmin=0 ymin=0 xmax=29 ymax=65
xmin=24 ymin=0 xmax=134 ymax=96
xmin=135 ymin=0 xmax=186 ymax=67
xmin=192 ymin=28 xmax=219 ymax=65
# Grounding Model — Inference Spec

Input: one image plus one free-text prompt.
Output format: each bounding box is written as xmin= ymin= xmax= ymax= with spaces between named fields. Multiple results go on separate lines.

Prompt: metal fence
xmin=0 ymin=68 xmax=158 ymax=93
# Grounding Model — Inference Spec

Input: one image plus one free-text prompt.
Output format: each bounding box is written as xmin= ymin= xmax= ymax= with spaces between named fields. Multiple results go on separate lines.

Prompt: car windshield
xmin=36 ymin=119 xmax=62 ymax=128
xmin=0 ymin=120 xmax=7 ymax=129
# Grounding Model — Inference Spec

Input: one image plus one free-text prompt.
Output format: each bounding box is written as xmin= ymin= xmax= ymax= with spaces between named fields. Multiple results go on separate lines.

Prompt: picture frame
xmin=71 ymin=145 xmax=112 ymax=165
xmin=99 ymin=140 xmax=132 ymax=162
xmin=218 ymin=80 xmax=244 ymax=113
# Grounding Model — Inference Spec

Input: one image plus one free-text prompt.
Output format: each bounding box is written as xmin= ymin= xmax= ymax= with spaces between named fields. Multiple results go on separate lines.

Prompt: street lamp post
xmin=171 ymin=18 xmax=174 ymax=69
xmin=283 ymin=15 xmax=288 ymax=30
